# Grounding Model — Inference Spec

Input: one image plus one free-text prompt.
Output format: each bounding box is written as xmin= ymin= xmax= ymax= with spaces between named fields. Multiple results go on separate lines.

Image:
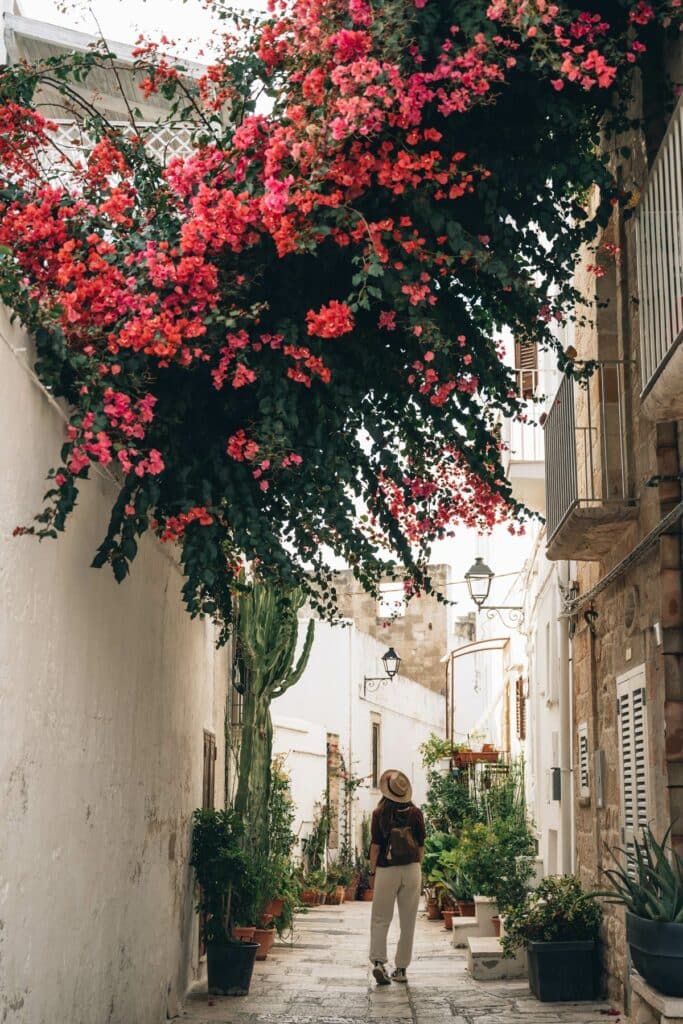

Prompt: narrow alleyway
xmin=182 ymin=902 xmax=623 ymax=1024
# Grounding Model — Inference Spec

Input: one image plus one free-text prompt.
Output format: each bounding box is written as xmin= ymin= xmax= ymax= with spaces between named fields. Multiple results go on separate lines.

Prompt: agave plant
xmin=601 ymin=826 xmax=683 ymax=922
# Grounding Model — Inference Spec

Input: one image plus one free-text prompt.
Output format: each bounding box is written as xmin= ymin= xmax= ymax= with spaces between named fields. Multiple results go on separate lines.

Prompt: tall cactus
xmin=234 ymin=583 xmax=314 ymax=849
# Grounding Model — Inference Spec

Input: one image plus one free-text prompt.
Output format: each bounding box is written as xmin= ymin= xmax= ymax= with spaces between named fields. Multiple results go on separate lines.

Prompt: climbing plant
xmin=1 ymin=0 xmax=681 ymax=633
xmin=233 ymin=581 xmax=314 ymax=848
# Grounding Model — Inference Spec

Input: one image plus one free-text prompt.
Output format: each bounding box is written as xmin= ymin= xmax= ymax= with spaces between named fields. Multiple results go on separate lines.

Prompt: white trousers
xmin=369 ymin=862 xmax=421 ymax=969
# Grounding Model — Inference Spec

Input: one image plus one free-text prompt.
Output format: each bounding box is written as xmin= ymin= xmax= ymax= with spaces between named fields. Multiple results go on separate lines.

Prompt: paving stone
xmin=181 ymin=903 xmax=625 ymax=1024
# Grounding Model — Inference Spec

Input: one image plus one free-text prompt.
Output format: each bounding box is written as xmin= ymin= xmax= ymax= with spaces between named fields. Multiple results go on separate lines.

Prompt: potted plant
xmin=502 ymin=875 xmax=602 ymax=1001
xmin=190 ymin=809 xmax=259 ymax=996
xmin=600 ymin=826 xmax=683 ymax=997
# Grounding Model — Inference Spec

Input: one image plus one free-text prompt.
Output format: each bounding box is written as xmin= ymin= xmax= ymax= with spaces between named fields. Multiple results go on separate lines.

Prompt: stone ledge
xmin=632 ymin=972 xmax=683 ymax=1024
xmin=467 ymin=938 xmax=527 ymax=981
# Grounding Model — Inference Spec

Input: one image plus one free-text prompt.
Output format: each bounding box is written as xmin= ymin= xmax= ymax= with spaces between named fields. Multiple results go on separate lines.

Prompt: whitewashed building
xmin=0 ymin=13 xmax=231 ymax=1024
xmin=272 ymin=619 xmax=446 ymax=854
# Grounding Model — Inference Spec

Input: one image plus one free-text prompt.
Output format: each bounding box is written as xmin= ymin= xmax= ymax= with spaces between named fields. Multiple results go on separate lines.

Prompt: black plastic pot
xmin=527 ymin=940 xmax=599 ymax=1002
xmin=207 ymin=941 xmax=259 ymax=996
xmin=626 ymin=911 xmax=683 ymax=996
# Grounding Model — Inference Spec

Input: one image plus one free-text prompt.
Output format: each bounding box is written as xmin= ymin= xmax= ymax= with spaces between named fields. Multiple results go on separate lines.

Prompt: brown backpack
xmin=387 ymin=822 xmax=419 ymax=864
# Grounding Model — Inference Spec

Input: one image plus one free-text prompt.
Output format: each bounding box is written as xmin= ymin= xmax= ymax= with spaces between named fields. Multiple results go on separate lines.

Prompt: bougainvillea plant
xmin=0 ymin=0 xmax=680 ymax=636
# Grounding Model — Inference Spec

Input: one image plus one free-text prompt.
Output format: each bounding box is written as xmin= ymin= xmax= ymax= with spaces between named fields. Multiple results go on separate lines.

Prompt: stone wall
xmin=332 ymin=565 xmax=450 ymax=694
xmin=0 ymin=307 xmax=231 ymax=1024
xmin=567 ymin=57 xmax=683 ymax=1006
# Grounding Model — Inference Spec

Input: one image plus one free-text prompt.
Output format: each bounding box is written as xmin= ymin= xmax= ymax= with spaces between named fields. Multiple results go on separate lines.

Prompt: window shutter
xmin=514 ymin=340 xmax=538 ymax=399
xmin=515 ymin=677 xmax=527 ymax=741
xmin=616 ymin=669 xmax=649 ymax=857
xmin=578 ymin=722 xmax=590 ymax=798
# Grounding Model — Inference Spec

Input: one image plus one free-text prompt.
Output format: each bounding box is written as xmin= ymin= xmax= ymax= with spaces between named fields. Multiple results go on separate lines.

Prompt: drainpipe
xmin=347 ymin=621 xmax=354 ymax=848
xmin=559 ymin=561 xmax=574 ymax=874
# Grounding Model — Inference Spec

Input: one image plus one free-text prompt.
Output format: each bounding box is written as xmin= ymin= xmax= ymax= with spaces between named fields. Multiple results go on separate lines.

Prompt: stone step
xmin=466 ymin=937 xmax=527 ymax=981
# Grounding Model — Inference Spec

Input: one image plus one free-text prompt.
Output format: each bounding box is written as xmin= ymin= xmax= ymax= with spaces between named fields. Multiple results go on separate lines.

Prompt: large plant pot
xmin=300 ymin=890 xmax=319 ymax=907
xmin=207 ymin=941 xmax=259 ymax=996
xmin=361 ymin=888 xmax=374 ymax=902
xmin=455 ymin=900 xmax=475 ymax=917
xmin=527 ymin=940 xmax=599 ymax=1002
xmin=253 ymin=927 xmax=276 ymax=961
xmin=626 ymin=911 xmax=683 ymax=997
xmin=442 ymin=909 xmax=455 ymax=931
xmin=345 ymin=882 xmax=359 ymax=901
xmin=267 ymin=897 xmax=285 ymax=918
xmin=426 ymin=899 xmax=442 ymax=921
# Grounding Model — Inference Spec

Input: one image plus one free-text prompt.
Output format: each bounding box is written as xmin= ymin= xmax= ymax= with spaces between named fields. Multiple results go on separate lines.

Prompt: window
xmin=514 ymin=339 xmax=538 ymax=399
xmin=617 ymin=667 xmax=649 ymax=859
xmin=515 ymin=677 xmax=527 ymax=741
xmin=578 ymin=722 xmax=590 ymax=799
xmin=202 ymin=731 xmax=217 ymax=810
xmin=371 ymin=718 xmax=381 ymax=789
xmin=377 ymin=582 xmax=406 ymax=619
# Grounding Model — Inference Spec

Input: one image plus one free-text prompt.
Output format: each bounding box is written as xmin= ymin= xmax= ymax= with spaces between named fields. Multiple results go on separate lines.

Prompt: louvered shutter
xmin=616 ymin=668 xmax=649 ymax=857
xmin=578 ymin=722 xmax=590 ymax=798
xmin=514 ymin=340 xmax=538 ymax=399
xmin=515 ymin=677 xmax=527 ymax=741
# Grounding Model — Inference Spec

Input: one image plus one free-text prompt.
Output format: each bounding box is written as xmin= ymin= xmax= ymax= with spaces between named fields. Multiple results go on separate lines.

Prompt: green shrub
xmin=501 ymin=876 xmax=602 ymax=956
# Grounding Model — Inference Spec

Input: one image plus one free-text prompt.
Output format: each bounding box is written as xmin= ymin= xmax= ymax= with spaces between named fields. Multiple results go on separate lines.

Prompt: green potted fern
xmin=601 ymin=826 xmax=683 ymax=996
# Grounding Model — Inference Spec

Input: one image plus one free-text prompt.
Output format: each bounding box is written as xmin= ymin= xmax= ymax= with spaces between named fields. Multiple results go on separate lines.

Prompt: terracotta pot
xmin=232 ymin=926 xmax=256 ymax=942
xmin=426 ymin=900 xmax=442 ymax=921
xmin=325 ymin=890 xmax=342 ymax=905
xmin=300 ymin=890 xmax=319 ymax=907
xmin=253 ymin=927 xmax=276 ymax=961
xmin=492 ymin=915 xmax=501 ymax=938
xmin=344 ymin=882 xmax=358 ymax=901
xmin=336 ymin=885 xmax=345 ymax=904
xmin=442 ymin=909 xmax=455 ymax=931
xmin=455 ymin=900 xmax=475 ymax=917
xmin=267 ymin=897 xmax=285 ymax=918
xmin=361 ymin=888 xmax=374 ymax=902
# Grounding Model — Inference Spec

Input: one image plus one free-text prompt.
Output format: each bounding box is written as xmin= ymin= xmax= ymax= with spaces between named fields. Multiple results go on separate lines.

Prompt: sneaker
xmin=391 ymin=967 xmax=407 ymax=983
xmin=372 ymin=962 xmax=391 ymax=986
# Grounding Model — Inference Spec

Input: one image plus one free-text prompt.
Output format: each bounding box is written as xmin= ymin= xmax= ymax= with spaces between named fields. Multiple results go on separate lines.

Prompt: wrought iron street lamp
xmin=363 ymin=647 xmax=401 ymax=697
xmin=464 ymin=557 xmax=525 ymax=630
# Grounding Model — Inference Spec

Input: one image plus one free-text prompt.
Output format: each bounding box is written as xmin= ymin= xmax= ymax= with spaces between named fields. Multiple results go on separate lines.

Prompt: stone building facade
xmin=543 ymin=45 xmax=683 ymax=1008
xmin=332 ymin=564 xmax=450 ymax=694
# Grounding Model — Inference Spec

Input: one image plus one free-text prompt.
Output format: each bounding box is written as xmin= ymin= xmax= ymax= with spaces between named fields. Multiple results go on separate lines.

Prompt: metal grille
xmin=578 ymin=723 xmax=589 ymax=798
xmin=543 ymin=363 xmax=628 ymax=542
xmin=636 ymin=96 xmax=683 ymax=393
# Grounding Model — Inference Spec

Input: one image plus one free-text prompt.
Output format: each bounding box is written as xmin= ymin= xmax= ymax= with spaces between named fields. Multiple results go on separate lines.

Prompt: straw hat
xmin=379 ymin=769 xmax=413 ymax=804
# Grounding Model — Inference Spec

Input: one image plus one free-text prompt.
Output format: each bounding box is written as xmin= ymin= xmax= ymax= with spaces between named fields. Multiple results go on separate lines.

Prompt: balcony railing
xmin=543 ymin=362 xmax=636 ymax=559
xmin=42 ymin=119 xmax=195 ymax=180
xmin=636 ymin=96 xmax=683 ymax=400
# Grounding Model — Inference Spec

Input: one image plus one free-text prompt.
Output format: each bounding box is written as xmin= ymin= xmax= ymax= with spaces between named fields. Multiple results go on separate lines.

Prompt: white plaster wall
xmin=523 ymin=547 xmax=563 ymax=874
xmin=0 ymin=308 xmax=230 ymax=1024
xmin=272 ymin=620 xmax=445 ymax=851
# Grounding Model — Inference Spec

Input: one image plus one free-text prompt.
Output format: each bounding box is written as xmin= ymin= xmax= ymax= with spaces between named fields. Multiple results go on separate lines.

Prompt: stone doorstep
xmin=466 ymin=938 xmax=527 ymax=982
xmin=632 ymin=972 xmax=683 ymax=1024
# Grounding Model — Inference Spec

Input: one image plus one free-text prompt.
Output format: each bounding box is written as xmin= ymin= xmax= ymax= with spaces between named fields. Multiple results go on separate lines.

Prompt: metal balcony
xmin=543 ymin=363 xmax=637 ymax=560
xmin=636 ymin=96 xmax=683 ymax=421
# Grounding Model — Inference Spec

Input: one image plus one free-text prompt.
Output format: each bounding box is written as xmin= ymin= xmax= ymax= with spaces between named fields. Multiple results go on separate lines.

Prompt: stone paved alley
xmin=181 ymin=902 xmax=624 ymax=1024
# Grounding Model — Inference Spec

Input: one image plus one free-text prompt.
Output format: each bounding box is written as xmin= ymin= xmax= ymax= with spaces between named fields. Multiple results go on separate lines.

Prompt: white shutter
xmin=616 ymin=667 xmax=649 ymax=856
xmin=578 ymin=722 xmax=590 ymax=798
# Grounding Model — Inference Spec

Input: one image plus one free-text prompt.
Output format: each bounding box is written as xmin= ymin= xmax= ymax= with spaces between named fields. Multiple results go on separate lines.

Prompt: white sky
xmin=20 ymin=0 xmax=265 ymax=55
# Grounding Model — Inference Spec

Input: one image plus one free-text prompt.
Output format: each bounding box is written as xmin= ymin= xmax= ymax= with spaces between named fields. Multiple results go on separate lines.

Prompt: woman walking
xmin=368 ymin=769 xmax=425 ymax=985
